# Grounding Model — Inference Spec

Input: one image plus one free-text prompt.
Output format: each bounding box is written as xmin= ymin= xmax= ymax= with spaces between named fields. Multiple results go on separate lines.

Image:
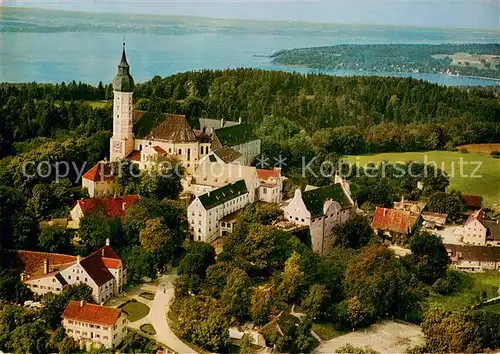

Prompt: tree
xmin=139 ymin=217 xmax=173 ymax=252
xmin=409 ymin=232 xmax=449 ymax=284
xmin=221 ymin=268 xmax=252 ymax=322
xmin=178 ymin=242 xmax=216 ymax=278
xmin=302 ymin=284 xmax=328 ymax=319
xmin=428 ymin=190 xmax=467 ymax=221
xmin=277 ymin=251 xmax=303 ymax=303
xmin=345 ymin=245 xmax=420 ymax=324
xmin=79 ymin=213 xmax=116 ymax=249
xmin=10 ymin=322 xmax=50 ymax=354
xmin=238 ymin=202 xmax=283 ymax=225
xmin=38 ymin=226 xmax=70 ymax=253
xmin=205 ymin=262 xmax=233 ymax=297
xmin=292 ymin=318 xmax=316 ymax=353
xmin=239 ymin=334 xmax=255 ymax=354
xmin=336 ymin=344 xmax=380 ymax=354
xmin=332 ymin=215 xmax=374 ymax=249
xmin=122 ymin=246 xmax=155 ymax=281
xmin=250 ymin=287 xmax=273 ymax=326
xmin=139 ymin=163 xmax=183 ymax=200
xmin=346 ymin=296 xmax=366 ymax=329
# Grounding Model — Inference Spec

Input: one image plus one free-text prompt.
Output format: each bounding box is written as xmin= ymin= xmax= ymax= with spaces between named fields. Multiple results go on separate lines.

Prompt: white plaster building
xmin=82 ymin=161 xmax=117 ymax=198
xmin=283 ymin=179 xmax=355 ymax=254
xmin=188 ymin=180 xmax=249 ymax=243
xmin=185 ymin=161 xmax=260 ymax=202
xmin=62 ymin=300 xmax=128 ymax=349
xmin=463 ymin=209 xmax=500 ymax=247
xmin=446 ymin=244 xmax=500 ymax=272
xmin=257 ymin=168 xmax=282 ymax=203
xmin=17 ymin=240 xmax=127 ymax=303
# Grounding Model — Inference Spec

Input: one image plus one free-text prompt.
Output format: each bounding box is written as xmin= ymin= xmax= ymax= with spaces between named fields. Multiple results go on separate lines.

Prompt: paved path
xmin=150 ymin=272 xmax=196 ymax=354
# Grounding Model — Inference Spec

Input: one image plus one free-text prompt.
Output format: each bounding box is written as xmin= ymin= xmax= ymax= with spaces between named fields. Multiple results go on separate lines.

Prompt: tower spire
xmin=119 ymin=38 xmax=130 ymax=69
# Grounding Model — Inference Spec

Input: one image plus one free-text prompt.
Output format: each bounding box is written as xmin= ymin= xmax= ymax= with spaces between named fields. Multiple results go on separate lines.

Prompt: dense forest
xmin=271 ymin=43 xmax=500 ymax=78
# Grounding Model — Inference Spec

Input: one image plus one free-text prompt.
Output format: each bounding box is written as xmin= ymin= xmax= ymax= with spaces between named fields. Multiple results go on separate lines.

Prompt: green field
xmin=345 ymin=151 xmax=500 ymax=208
xmin=121 ymin=300 xmax=150 ymax=322
xmin=428 ymin=272 xmax=500 ymax=312
xmin=85 ymin=100 xmax=110 ymax=108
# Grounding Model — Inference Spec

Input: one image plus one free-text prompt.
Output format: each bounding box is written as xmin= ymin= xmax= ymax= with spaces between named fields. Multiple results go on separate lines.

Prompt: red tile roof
xmin=16 ymin=250 xmax=77 ymax=276
xmin=372 ymin=207 xmax=417 ymax=234
xmin=75 ymin=195 xmax=140 ymax=219
xmin=126 ymin=150 xmax=141 ymax=162
xmin=63 ymin=301 xmax=122 ymax=326
xmin=463 ymin=195 xmax=483 ymax=209
xmin=153 ymin=145 xmax=167 ymax=154
xmin=257 ymin=169 xmax=280 ymax=182
xmin=465 ymin=209 xmax=484 ymax=226
xmin=82 ymin=162 xmax=116 ymax=182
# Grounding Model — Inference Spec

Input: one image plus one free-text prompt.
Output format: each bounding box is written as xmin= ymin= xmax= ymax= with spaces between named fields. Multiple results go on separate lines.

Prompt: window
xmin=68 ymin=276 xmax=71 ymax=280
xmin=178 ymin=149 xmax=182 ymax=155
xmin=76 ymin=276 xmax=79 ymax=281
xmin=201 ymin=146 xmax=204 ymax=154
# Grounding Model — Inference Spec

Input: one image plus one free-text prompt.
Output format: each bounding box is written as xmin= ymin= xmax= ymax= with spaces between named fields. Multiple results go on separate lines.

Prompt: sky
xmin=4 ymin=0 xmax=500 ymax=29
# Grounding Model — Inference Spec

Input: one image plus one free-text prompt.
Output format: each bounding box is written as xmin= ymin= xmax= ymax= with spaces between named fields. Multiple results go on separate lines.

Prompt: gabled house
xmin=257 ymin=168 xmax=282 ymax=204
xmin=188 ymin=180 xmax=249 ymax=243
xmin=62 ymin=300 xmax=128 ymax=349
xmin=82 ymin=161 xmax=117 ymax=198
xmin=17 ymin=240 xmax=127 ymax=303
xmin=70 ymin=195 xmax=140 ymax=227
xmin=283 ymin=180 xmax=356 ymax=254
xmin=371 ymin=207 xmax=419 ymax=236
xmin=462 ymin=209 xmax=500 ymax=247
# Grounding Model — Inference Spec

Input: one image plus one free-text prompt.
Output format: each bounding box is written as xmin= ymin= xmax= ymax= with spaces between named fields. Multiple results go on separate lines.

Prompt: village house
xmin=257 ymin=168 xmax=282 ymax=204
xmin=106 ymin=43 xmax=260 ymax=175
xmin=393 ymin=197 xmax=426 ymax=216
xmin=283 ymin=177 xmax=356 ymax=254
xmin=82 ymin=161 xmax=117 ymax=198
xmin=462 ymin=209 xmax=500 ymax=247
xmin=188 ymin=180 xmax=249 ymax=243
xmin=371 ymin=207 xmax=419 ymax=236
xmin=445 ymin=244 xmax=500 ymax=272
xmin=16 ymin=240 xmax=127 ymax=303
xmin=69 ymin=195 xmax=140 ymax=227
xmin=421 ymin=211 xmax=448 ymax=229
xmin=62 ymin=300 xmax=128 ymax=349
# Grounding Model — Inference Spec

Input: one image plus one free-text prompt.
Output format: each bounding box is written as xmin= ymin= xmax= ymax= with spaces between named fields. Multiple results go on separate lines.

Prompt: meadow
xmin=345 ymin=150 xmax=500 ymax=208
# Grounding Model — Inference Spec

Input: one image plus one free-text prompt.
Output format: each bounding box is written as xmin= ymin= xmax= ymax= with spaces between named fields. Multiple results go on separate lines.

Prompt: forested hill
xmin=1 ymin=69 xmax=500 ymax=159
xmin=271 ymin=43 xmax=500 ymax=79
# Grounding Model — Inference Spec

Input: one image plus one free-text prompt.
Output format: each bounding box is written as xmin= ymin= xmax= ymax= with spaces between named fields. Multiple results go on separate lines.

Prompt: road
xmin=151 ymin=273 xmax=196 ymax=354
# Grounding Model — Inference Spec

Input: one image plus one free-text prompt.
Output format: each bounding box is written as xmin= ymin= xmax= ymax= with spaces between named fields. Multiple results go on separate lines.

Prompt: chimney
xmin=122 ymin=202 xmax=126 ymax=211
xmin=80 ymin=300 xmax=84 ymax=307
xmin=76 ymin=255 xmax=81 ymax=264
xmin=220 ymin=118 xmax=224 ymax=128
xmin=238 ymin=117 xmax=242 ymax=124
xmin=106 ymin=238 xmax=110 ymax=246
xmin=43 ymin=258 xmax=49 ymax=275
xmin=383 ymin=208 xmax=388 ymax=217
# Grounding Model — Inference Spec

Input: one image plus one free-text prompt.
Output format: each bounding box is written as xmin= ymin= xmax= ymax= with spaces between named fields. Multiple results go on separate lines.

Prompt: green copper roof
xmin=198 ymin=179 xmax=247 ymax=210
xmin=214 ymin=124 xmax=258 ymax=147
xmin=112 ymin=44 xmax=135 ymax=92
xmin=302 ymin=183 xmax=351 ymax=218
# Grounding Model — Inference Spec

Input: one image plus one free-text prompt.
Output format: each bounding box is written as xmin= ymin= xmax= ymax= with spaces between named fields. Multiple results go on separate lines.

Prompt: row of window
xmin=31 ymin=284 xmax=61 ymax=291
xmin=68 ymin=320 xmax=108 ymax=331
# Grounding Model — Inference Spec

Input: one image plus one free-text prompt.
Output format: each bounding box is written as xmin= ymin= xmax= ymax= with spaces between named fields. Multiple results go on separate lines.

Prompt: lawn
xmin=85 ymin=100 xmax=110 ymax=108
xmin=428 ymin=271 xmax=500 ymax=312
xmin=312 ymin=322 xmax=346 ymax=341
xmin=140 ymin=323 xmax=157 ymax=335
xmin=344 ymin=150 xmax=500 ymax=208
xmin=120 ymin=300 xmax=151 ymax=322
xmin=139 ymin=292 xmax=155 ymax=301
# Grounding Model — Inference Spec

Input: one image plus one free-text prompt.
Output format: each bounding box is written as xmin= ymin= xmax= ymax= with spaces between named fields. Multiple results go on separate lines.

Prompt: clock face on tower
xmin=113 ymin=140 xmax=122 ymax=153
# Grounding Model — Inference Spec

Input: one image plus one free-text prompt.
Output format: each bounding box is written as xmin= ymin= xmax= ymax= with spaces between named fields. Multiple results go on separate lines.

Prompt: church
xmin=108 ymin=43 xmax=261 ymax=175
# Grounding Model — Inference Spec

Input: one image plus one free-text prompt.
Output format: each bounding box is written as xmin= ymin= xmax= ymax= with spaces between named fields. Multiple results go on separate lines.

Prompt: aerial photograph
xmin=0 ymin=0 xmax=499 ymax=353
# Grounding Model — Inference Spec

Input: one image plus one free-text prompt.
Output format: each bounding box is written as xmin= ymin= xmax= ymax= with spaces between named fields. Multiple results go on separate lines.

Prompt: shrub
xmin=490 ymin=151 xmax=500 ymax=158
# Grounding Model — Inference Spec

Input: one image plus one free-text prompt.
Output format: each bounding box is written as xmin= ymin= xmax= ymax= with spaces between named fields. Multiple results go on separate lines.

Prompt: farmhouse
xmin=62 ymin=301 xmax=128 ymax=349
xmin=371 ymin=207 xmax=419 ymax=236
xmin=17 ymin=240 xmax=127 ymax=303
xmin=283 ymin=178 xmax=356 ymax=254
xmin=446 ymin=244 xmax=500 ymax=272
xmin=82 ymin=161 xmax=117 ymax=198
xmin=462 ymin=209 xmax=500 ymax=247
xmin=69 ymin=195 xmax=140 ymax=227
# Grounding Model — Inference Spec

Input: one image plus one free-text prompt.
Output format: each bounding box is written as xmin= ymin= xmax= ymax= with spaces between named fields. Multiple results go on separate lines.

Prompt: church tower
xmin=110 ymin=42 xmax=135 ymax=161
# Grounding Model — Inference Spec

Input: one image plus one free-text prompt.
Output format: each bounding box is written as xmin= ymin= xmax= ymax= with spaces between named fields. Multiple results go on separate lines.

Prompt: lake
xmin=2 ymin=7 xmax=499 ymax=86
